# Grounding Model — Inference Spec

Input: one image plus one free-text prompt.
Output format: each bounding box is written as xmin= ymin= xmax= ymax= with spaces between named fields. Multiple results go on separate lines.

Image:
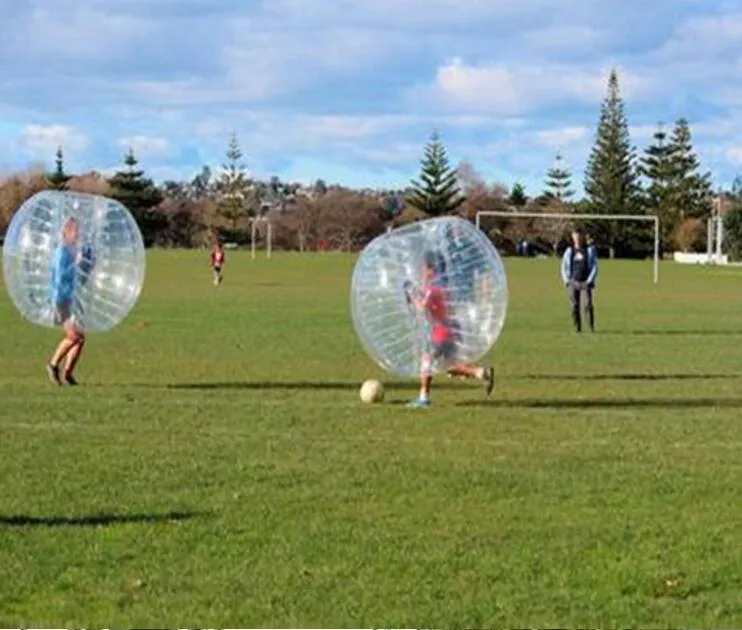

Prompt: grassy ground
xmin=2 ymin=250 xmax=742 ymax=627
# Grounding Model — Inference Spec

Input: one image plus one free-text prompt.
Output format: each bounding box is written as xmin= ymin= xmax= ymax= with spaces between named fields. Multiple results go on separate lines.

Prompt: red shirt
xmin=421 ymin=282 xmax=451 ymax=343
xmin=211 ymin=249 xmax=225 ymax=266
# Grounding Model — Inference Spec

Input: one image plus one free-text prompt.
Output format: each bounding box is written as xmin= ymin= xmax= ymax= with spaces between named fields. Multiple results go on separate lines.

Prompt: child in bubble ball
xmin=46 ymin=217 xmax=86 ymax=386
xmin=405 ymin=250 xmax=494 ymax=408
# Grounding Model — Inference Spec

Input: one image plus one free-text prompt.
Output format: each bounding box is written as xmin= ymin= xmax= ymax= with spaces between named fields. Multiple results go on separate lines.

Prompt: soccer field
xmin=2 ymin=251 xmax=742 ymax=627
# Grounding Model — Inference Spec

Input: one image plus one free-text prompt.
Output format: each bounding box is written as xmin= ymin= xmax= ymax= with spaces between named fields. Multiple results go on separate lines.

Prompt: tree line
xmin=2 ymin=69 xmax=742 ymax=257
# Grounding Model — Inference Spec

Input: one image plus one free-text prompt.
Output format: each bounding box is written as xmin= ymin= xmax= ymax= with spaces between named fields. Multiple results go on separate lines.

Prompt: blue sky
xmin=1 ymin=0 xmax=742 ymax=196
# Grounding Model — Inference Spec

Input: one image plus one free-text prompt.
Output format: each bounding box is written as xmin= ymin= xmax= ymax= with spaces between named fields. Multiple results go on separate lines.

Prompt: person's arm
xmin=561 ymin=248 xmax=571 ymax=285
xmin=587 ymin=248 xmax=598 ymax=285
xmin=49 ymin=248 xmax=63 ymax=303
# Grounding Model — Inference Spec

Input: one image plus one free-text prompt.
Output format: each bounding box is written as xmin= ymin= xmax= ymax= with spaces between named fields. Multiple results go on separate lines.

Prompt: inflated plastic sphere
xmin=2 ymin=190 xmax=146 ymax=332
xmin=350 ymin=216 xmax=508 ymax=377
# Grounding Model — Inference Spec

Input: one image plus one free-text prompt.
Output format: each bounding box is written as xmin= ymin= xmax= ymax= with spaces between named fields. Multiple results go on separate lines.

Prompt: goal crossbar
xmin=475 ymin=211 xmax=660 ymax=284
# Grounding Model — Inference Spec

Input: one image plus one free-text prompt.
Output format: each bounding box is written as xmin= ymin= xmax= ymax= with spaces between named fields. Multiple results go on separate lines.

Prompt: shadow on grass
xmin=601 ymin=329 xmax=742 ymax=336
xmin=457 ymin=397 xmax=742 ymax=409
xmin=0 ymin=509 xmax=210 ymax=528
xmin=161 ymin=380 xmax=464 ymax=391
xmin=519 ymin=372 xmax=740 ymax=381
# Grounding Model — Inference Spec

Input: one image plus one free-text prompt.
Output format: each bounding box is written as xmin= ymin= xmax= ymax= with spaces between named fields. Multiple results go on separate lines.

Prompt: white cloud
xmin=521 ymin=25 xmax=600 ymax=50
xmin=259 ymin=0 xmax=579 ymax=27
xmin=17 ymin=125 xmax=89 ymax=159
xmin=410 ymin=58 xmax=653 ymax=115
xmin=118 ymin=135 xmax=170 ymax=157
xmin=726 ymin=146 xmax=742 ymax=165
xmin=655 ymin=13 xmax=742 ymax=60
xmin=535 ymin=126 xmax=590 ymax=147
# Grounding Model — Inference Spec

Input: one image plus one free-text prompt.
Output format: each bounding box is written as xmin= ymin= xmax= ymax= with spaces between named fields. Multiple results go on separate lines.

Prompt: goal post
xmin=250 ymin=218 xmax=273 ymax=259
xmin=475 ymin=211 xmax=661 ymax=284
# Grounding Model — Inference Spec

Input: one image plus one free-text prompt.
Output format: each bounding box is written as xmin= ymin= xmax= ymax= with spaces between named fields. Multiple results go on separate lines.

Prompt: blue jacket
xmin=561 ymin=245 xmax=598 ymax=286
xmin=49 ymin=245 xmax=76 ymax=306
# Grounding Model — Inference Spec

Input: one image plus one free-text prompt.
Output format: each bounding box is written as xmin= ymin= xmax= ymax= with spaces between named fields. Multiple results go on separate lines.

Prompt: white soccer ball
xmin=360 ymin=379 xmax=384 ymax=403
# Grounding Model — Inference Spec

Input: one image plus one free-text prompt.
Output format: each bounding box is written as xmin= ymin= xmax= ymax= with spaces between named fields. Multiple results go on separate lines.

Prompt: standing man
xmin=561 ymin=228 xmax=598 ymax=332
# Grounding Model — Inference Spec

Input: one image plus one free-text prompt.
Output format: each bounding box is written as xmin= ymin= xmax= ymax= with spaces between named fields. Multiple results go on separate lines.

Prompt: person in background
xmin=210 ymin=241 xmax=225 ymax=286
xmin=561 ymin=228 xmax=598 ymax=332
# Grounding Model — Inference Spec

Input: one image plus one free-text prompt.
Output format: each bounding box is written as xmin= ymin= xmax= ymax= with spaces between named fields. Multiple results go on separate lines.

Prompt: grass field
xmin=2 ymin=250 xmax=742 ymax=627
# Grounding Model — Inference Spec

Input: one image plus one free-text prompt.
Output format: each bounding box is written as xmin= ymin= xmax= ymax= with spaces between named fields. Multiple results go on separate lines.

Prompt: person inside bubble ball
xmin=405 ymin=250 xmax=494 ymax=408
xmin=46 ymin=216 xmax=86 ymax=386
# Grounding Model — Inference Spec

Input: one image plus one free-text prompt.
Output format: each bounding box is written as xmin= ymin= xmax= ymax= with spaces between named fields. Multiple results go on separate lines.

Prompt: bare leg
xmin=448 ymin=363 xmax=495 ymax=397
xmin=63 ymin=336 xmax=85 ymax=383
xmin=50 ymin=337 xmax=75 ymax=368
xmin=419 ymin=374 xmax=432 ymax=401
xmin=448 ymin=364 xmax=485 ymax=379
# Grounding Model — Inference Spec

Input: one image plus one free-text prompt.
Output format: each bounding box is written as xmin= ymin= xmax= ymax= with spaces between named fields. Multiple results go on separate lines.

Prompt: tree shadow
xmin=0 ymin=509 xmax=210 ymax=528
xmin=517 ymin=373 xmax=740 ymax=382
xmin=457 ymin=397 xmax=742 ymax=409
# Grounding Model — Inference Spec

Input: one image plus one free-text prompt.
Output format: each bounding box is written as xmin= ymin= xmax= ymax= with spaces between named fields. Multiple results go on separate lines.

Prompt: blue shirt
xmin=49 ymin=245 xmax=76 ymax=306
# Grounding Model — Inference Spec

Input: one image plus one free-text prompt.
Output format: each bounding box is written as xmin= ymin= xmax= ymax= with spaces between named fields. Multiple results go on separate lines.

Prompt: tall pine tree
xmin=544 ymin=152 xmax=574 ymax=202
xmin=639 ymin=122 xmax=677 ymax=250
xmin=214 ymin=132 xmax=255 ymax=242
xmin=108 ymin=148 xmax=165 ymax=246
xmin=406 ymin=131 xmax=465 ymax=217
xmin=584 ymin=69 xmax=641 ymax=256
xmin=667 ymin=118 xmax=713 ymax=220
xmin=47 ymin=146 xmax=71 ymax=190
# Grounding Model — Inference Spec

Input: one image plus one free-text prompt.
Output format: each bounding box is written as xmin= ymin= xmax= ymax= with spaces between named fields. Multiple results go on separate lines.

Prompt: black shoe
xmin=64 ymin=373 xmax=78 ymax=386
xmin=46 ymin=363 xmax=61 ymax=385
xmin=483 ymin=366 xmax=495 ymax=398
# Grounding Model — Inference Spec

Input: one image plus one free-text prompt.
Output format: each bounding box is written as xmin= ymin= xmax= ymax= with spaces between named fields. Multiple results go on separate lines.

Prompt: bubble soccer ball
xmin=2 ymin=190 xmax=146 ymax=332
xmin=360 ymin=379 xmax=384 ymax=403
xmin=350 ymin=216 xmax=508 ymax=377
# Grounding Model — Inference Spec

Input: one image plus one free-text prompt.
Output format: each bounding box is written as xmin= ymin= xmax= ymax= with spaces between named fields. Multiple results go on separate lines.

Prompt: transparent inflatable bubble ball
xmin=350 ymin=216 xmax=508 ymax=377
xmin=2 ymin=190 xmax=146 ymax=332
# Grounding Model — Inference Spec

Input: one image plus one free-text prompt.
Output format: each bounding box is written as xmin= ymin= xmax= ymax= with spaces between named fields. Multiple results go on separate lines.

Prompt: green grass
xmin=2 ymin=250 xmax=742 ymax=627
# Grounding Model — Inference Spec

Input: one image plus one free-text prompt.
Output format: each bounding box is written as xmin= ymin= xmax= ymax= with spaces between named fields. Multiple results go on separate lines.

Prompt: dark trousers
xmin=568 ymin=280 xmax=595 ymax=332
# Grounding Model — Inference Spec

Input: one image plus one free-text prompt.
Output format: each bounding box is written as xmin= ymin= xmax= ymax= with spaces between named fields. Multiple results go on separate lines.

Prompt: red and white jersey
xmin=211 ymin=249 xmax=225 ymax=266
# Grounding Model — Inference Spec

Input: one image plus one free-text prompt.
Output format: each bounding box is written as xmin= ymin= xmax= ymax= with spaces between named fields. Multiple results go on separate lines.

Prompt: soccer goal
xmin=475 ymin=211 xmax=661 ymax=284
xmin=250 ymin=218 xmax=273 ymax=259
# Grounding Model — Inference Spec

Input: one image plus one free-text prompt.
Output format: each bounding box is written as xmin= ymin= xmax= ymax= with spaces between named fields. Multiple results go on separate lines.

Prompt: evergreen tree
xmin=214 ymin=132 xmax=255 ymax=241
xmin=639 ymin=122 xmax=677 ymax=249
xmin=508 ymin=182 xmax=528 ymax=207
xmin=47 ymin=146 xmax=71 ymax=190
xmin=667 ymin=118 xmax=713 ymax=220
xmin=108 ymin=148 xmax=165 ymax=246
xmin=584 ymin=69 xmax=641 ymax=256
xmin=406 ymin=131 xmax=465 ymax=217
xmin=544 ymin=152 xmax=574 ymax=201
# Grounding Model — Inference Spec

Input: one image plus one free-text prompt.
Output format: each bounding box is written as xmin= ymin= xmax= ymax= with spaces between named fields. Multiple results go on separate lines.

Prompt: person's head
xmin=571 ymin=228 xmax=586 ymax=249
xmin=422 ymin=250 xmax=439 ymax=280
xmin=62 ymin=217 xmax=79 ymax=245
xmin=215 ymin=240 xmax=222 ymax=250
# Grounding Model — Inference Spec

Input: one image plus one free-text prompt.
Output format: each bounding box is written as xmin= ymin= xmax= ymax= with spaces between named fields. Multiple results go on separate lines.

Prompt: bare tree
xmin=0 ymin=167 xmax=49 ymax=234
xmin=537 ymin=199 xmax=572 ymax=255
xmin=314 ymin=190 xmax=385 ymax=251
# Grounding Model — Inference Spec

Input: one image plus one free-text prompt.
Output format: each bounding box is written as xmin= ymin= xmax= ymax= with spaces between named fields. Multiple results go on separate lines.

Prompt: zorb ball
xmin=2 ymin=190 xmax=146 ymax=332
xmin=350 ymin=216 xmax=508 ymax=377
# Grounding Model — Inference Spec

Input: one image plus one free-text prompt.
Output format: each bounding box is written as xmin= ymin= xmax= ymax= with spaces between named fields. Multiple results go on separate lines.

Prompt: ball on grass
xmin=360 ymin=379 xmax=384 ymax=403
